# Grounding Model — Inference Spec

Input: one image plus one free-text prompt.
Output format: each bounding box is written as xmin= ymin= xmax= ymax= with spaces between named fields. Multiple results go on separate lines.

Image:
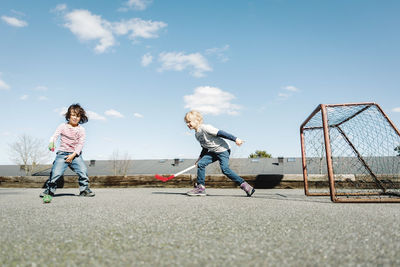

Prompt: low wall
xmin=3 ymin=174 xmax=396 ymax=189
xmin=0 ymin=174 xmax=305 ymax=189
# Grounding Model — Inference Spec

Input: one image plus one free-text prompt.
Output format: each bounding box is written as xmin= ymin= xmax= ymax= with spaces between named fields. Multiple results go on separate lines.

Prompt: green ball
xmin=43 ymin=195 xmax=52 ymax=203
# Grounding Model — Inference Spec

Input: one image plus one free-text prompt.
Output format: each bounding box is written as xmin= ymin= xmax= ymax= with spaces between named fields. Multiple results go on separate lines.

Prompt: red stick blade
xmin=154 ymin=174 xmax=175 ymax=182
xmin=155 ymin=174 xmax=168 ymax=182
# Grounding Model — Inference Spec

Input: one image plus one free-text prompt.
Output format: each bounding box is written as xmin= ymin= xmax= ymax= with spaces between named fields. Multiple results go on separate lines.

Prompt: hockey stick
xmin=155 ymin=165 xmax=196 ymax=182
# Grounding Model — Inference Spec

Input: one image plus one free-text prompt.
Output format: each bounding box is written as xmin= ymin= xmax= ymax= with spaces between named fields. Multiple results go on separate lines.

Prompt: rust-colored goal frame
xmin=300 ymin=102 xmax=400 ymax=203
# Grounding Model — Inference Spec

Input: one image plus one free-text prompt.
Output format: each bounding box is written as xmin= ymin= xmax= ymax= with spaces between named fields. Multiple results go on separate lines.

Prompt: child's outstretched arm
xmin=48 ymin=124 xmax=64 ymax=152
xmin=217 ymin=130 xmax=243 ymax=146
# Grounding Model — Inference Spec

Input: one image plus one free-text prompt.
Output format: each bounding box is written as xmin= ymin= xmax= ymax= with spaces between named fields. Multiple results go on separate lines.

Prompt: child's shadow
xmin=52 ymin=193 xmax=77 ymax=197
xmin=152 ymin=192 xmax=187 ymax=196
xmin=152 ymin=191 xmax=246 ymax=198
xmin=42 ymin=175 xmax=65 ymax=189
xmin=41 ymin=175 xmax=78 ymax=197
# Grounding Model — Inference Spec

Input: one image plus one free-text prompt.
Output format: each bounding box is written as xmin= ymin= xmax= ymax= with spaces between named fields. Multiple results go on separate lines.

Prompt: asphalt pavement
xmin=1 ymin=188 xmax=399 ymax=266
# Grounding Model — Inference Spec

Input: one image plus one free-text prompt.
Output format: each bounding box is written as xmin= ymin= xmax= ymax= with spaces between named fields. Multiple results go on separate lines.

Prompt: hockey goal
xmin=300 ymin=103 xmax=400 ymax=202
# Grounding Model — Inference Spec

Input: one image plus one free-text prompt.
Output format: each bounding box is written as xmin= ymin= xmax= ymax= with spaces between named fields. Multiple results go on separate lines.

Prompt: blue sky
xmin=1 ymin=0 xmax=400 ymax=164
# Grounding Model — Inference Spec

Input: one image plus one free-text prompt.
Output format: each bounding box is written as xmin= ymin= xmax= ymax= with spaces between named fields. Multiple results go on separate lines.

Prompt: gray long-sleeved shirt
xmin=195 ymin=124 xmax=236 ymax=153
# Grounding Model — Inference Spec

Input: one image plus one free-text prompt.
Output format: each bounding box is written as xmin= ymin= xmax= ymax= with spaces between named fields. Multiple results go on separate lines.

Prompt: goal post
xmin=300 ymin=102 xmax=400 ymax=203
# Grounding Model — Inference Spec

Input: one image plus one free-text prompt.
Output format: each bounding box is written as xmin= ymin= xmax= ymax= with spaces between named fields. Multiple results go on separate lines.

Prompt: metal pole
xmin=300 ymin=127 xmax=310 ymax=196
xmin=321 ymin=104 xmax=337 ymax=202
xmin=333 ymin=105 xmax=372 ymax=128
xmin=336 ymin=126 xmax=386 ymax=192
xmin=375 ymin=104 xmax=400 ymax=137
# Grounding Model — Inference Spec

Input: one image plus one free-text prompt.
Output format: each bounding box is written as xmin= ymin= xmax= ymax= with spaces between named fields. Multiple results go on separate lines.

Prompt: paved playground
xmin=1 ymin=188 xmax=399 ymax=266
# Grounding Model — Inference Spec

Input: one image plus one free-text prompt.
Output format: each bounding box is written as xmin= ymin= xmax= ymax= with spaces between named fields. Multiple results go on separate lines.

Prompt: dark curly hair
xmin=65 ymin=103 xmax=88 ymax=124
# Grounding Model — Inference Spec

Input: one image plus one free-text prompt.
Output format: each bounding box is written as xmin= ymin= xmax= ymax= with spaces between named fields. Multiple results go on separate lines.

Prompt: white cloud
xmin=62 ymin=9 xmax=166 ymax=53
xmin=205 ymin=44 xmax=230 ymax=62
xmin=120 ymin=0 xmax=153 ymax=11
xmin=141 ymin=53 xmax=153 ymax=66
xmin=20 ymin=94 xmax=28 ymax=100
xmin=54 ymin=107 xmax=68 ymax=116
xmin=205 ymin=45 xmax=229 ymax=54
xmin=54 ymin=109 xmax=107 ymax=121
xmin=184 ymin=86 xmax=241 ymax=115
xmin=38 ymin=96 xmax=48 ymax=101
xmin=113 ymin=18 xmax=167 ymax=39
xmin=33 ymin=85 xmax=48 ymax=91
xmin=133 ymin=112 xmax=143 ymax=118
xmin=1 ymin=16 xmax=28 ymax=27
xmin=105 ymin=109 xmax=124 ymax=118
xmin=158 ymin=52 xmax=212 ymax=78
xmin=11 ymin=10 xmax=26 ymax=16
xmin=52 ymin=4 xmax=67 ymax=12
xmin=283 ymin=85 xmax=299 ymax=92
xmin=87 ymin=111 xmax=106 ymax=121
xmin=64 ymin=9 xmax=115 ymax=53
xmin=392 ymin=107 xmax=400 ymax=112
xmin=0 ymin=79 xmax=10 ymax=90
xmin=276 ymin=85 xmax=300 ymax=101
xmin=278 ymin=93 xmax=290 ymax=99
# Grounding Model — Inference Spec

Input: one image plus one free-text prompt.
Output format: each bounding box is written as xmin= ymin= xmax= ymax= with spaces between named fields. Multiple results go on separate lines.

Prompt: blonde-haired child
xmin=184 ymin=110 xmax=255 ymax=196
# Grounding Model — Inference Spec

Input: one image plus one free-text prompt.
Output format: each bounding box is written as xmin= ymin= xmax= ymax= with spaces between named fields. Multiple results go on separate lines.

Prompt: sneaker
xmin=187 ymin=184 xmax=206 ymax=196
xmin=79 ymin=188 xmax=95 ymax=197
xmin=39 ymin=189 xmax=54 ymax=198
xmin=240 ymin=182 xmax=255 ymax=197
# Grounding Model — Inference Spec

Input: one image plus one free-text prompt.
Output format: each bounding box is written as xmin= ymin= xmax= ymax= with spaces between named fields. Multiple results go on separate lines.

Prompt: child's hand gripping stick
xmin=48 ymin=142 xmax=55 ymax=152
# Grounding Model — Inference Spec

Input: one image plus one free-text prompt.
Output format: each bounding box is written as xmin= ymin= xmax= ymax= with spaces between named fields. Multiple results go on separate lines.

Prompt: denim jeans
xmin=46 ymin=151 xmax=90 ymax=194
xmin=196 ymin=150 xmax=244 ymax=186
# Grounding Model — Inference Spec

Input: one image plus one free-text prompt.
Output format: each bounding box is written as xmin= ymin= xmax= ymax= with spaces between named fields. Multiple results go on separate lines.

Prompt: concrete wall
xmin=0 ymin=157 xmax=304 ymax=176
xmin=0 ymin=174 xmax=305 ymax=189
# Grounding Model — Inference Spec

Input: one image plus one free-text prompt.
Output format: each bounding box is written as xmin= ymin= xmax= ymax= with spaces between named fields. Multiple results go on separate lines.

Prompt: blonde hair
xmin=184 ymin=110 xmax=203 ymax=124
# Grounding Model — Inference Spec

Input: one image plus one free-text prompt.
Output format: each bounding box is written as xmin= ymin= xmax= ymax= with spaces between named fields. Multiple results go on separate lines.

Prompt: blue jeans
xmin=46 ymin=151 xmax=90 ymax=194
xmin=196 ymin=150 xmax=244 ymax=186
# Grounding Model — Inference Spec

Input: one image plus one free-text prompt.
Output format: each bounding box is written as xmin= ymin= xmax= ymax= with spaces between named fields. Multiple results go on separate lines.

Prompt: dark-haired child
xmin=40 ymin=104 xmax=95 ymax=197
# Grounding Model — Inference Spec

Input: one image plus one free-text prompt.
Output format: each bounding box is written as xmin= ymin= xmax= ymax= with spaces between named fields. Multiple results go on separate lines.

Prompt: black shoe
xmin=39 ymin=189 xmax=54 ymax=198
xmin=79 ymin=188 xmax=95 ymax=197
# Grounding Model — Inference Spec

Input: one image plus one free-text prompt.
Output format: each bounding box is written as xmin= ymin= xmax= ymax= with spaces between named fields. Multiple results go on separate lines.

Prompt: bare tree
xmin=110 ymin=150 xmax=132 ymax=176
xmin=9 ymin=134 xmax=50 ymax=175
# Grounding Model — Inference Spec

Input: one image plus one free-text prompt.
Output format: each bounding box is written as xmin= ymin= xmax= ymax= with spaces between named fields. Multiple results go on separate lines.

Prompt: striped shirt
xmin=49 ymin=123 xmax=86 ymax=155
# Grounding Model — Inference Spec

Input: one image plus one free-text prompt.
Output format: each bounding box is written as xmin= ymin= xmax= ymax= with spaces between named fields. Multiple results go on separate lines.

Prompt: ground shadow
xmin=52 ymin=193 xmax=76 ymax=197
xmin=152 ymin=191 xmax=264 ymax=198
xmin=42 ymin=175 xmax=64 ymax=189
xmin=152 ymin=191 xmax=330 ymax=202
xmin=203 ymin=194 xmax=249 ymax=198
xmin=252 ymin=192 xmax=331 ymax=203
xmin=152 ymin=192 xmax=188 ymax=196
xmin=254 ymin=174 xmax=283 ymax=189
